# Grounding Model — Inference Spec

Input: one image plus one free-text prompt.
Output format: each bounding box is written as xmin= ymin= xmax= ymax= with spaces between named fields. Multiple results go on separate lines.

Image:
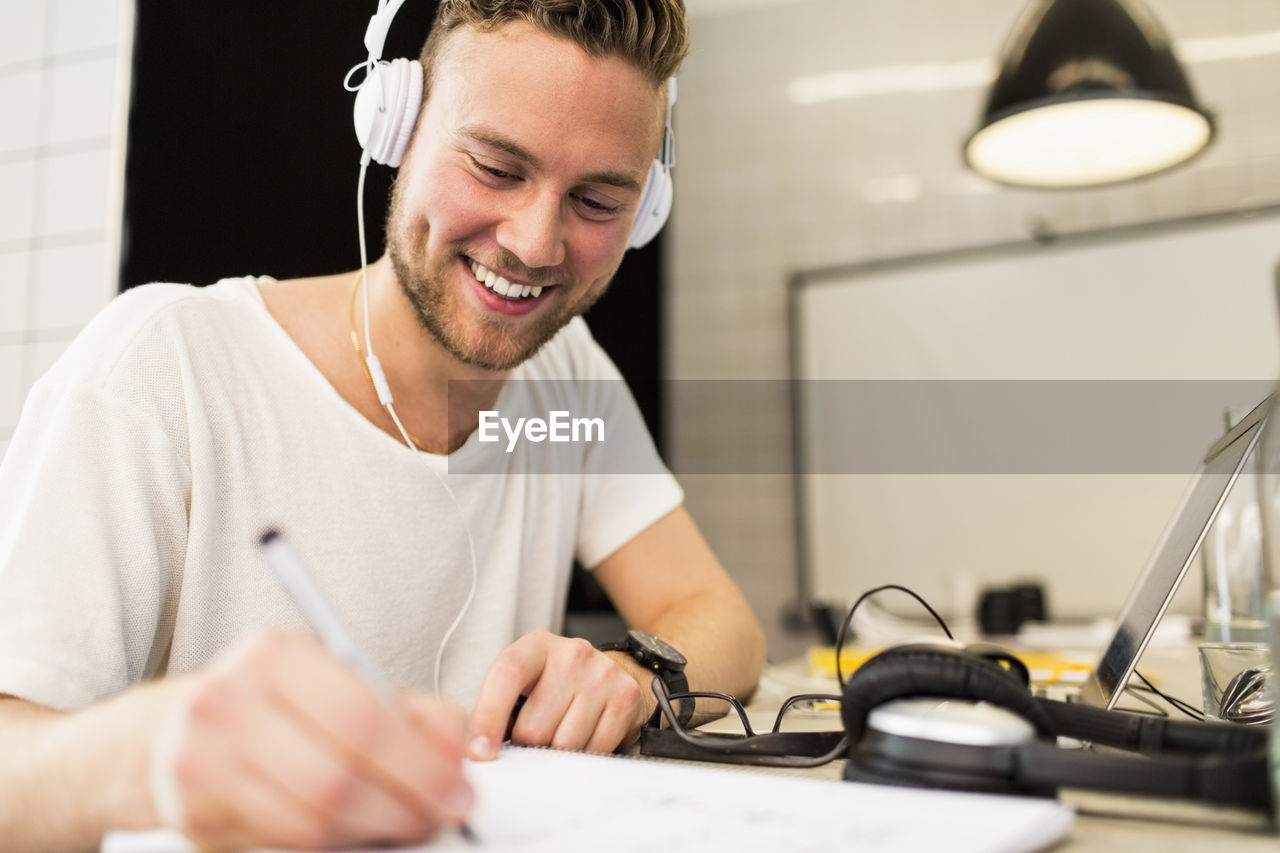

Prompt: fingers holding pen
xmin=154 ymin=645 xmax=339 ymax=849
xmin=259 ymin=633 xmax=475 ymax=836
xmin=400 ymin=691 xmax=475 ymax=817
xmin=252 ymin=688 xmax=453 ymax=844
xmin=270 ymin=645 xmax=472 ymax=823
xmin=153 ymin=630 xmax=473 ymax=849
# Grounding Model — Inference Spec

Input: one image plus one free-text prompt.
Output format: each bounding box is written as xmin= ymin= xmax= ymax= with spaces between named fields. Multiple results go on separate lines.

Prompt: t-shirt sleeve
xmin=566 ymin=326 xmax=683 ymax=569
xmin=0 ymin=377 xmax=189 ymax=711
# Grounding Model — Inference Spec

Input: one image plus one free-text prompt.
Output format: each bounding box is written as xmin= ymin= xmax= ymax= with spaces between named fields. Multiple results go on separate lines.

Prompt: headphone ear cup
xmin=842 ymin=747 xmax=1034 ymax=796
xmin=353 ymin=58 xmax=423 ymax=167
xmin=627 ymin=159 xmax=672 ymax=249
xmin=840 ymin=646 xmax=1055 ymax=743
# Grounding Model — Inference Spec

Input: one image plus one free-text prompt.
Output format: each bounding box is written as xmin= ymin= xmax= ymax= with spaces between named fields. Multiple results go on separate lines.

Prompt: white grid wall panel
xmin=0 ymin=0 xmax=130 ymax=460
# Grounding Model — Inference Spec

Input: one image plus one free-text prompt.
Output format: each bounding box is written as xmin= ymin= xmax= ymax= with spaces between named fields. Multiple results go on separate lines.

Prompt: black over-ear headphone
xmin=840 ymin=644 xmax=1271 ymax=812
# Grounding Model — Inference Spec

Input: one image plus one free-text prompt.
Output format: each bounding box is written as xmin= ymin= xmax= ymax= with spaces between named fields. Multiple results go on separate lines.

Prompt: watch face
xmin=628 ymin=629 xmax=687 ymax=669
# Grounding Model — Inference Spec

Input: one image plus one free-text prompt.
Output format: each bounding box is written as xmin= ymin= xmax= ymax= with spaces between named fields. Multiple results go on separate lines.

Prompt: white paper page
xmin=103 ymin=745 xmax=1074 ymax=853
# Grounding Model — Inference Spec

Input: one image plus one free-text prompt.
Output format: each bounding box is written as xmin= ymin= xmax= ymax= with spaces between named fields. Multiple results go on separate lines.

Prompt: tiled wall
xmin=0 ymin=0 xmax=131 ymax=460
xmin=672 ymin=0 xmax=1280 ymax=658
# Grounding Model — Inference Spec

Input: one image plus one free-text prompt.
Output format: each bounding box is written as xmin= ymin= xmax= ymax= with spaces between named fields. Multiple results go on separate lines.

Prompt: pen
xmin=259 ymin=529 xmax=479 ymax=844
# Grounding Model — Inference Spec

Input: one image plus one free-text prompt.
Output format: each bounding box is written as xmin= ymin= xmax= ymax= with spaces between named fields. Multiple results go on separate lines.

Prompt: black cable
xmin=835 ymin=583 xmax=953 ymax=688
xmin=1140 ymin=674 xmax=1203 ymax=720
xmin=830 ymin=587 xmax=1207 ymax=724
xmin=1114 ymin=683 xmax=1169 ymax=717
xmin=1132 ymin=670 xmax=1204 ymax=721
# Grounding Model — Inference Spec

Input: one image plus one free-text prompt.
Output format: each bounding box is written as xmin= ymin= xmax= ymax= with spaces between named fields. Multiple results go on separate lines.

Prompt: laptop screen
xmin=1080 ymin=393 xmax=1271 ymax=710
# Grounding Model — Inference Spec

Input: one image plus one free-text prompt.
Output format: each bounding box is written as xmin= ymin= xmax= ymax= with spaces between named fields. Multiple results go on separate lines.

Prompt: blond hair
xmin=419 ymin=0 xmax=689 ymax=90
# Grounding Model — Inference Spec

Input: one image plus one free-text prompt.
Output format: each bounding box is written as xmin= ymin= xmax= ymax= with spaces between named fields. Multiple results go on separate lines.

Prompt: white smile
xmin=468 ymin=259 xmax=543 ymax=300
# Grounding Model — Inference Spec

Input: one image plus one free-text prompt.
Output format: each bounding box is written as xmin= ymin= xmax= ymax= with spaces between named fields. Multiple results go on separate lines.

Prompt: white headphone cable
xmin=354 ymin=158 xmax=479 ymax=697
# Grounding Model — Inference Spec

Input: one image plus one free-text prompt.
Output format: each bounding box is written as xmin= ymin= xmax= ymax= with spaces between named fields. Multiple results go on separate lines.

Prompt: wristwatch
xmin=597 ymin=629 xmax=693 ymax=726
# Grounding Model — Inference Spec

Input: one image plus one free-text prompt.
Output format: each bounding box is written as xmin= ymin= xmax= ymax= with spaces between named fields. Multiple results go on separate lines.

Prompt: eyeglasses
xmin=639 ymin=676 xmax=848 ymax=767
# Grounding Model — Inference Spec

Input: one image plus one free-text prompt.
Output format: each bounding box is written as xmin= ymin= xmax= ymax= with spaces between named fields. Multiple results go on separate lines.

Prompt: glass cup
xmin=1198 ymin=641 xmax=1271 ymax=722
xmin=1201 ymin=418 xmax=1269 ymax=643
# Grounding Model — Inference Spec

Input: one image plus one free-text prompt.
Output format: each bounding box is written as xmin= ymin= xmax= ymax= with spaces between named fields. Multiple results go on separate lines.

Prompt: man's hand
xmin=466 ymin=630 xmax=653 ymax=760
xmin=150 ymin=630 xmax=473 ymax=850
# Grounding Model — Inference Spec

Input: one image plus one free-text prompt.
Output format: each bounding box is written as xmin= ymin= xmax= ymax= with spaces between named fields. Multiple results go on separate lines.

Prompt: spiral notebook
xmin=102 ymin=744 xmax=1073 ymax=852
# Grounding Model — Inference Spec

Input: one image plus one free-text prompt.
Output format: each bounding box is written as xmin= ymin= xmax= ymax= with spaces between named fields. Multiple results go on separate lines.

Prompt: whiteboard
xmin=792 ymin=209 xmax=1280 ymax=620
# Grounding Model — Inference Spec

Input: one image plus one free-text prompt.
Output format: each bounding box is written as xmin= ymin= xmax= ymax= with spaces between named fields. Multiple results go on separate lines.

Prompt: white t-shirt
xmin=0 ymin=277 xmax=682 ymax=711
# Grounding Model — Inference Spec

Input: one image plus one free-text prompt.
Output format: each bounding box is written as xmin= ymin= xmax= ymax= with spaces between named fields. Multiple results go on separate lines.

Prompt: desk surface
xmin=685 ymin=648 xmax=1276 ymax=852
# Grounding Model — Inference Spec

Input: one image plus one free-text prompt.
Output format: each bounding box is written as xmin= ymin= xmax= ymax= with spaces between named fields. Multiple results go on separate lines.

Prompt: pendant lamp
xmin=963 ymin=0 xmax=1214 ymax=189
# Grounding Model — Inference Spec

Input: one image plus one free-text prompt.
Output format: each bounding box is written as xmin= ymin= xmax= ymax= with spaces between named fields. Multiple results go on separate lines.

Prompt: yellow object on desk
xmin=807 ymin=646 xmax=1092 ymax=686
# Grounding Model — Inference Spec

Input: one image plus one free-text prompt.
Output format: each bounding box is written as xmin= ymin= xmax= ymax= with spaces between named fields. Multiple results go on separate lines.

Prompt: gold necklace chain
xmin=347 ymin=272 xmax=431 ymax=452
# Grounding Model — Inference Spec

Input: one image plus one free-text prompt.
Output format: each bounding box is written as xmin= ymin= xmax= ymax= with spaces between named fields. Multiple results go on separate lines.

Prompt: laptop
xmin=1077 ymin=391 xmax=1271 ymax=710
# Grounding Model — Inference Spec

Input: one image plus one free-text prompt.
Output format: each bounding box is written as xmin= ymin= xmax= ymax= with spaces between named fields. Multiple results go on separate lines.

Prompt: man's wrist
xmin=601 ymin=650 xmax=661 ymax=735
xmin=0 ymin=677 xmax=181 ymax=850
xmin=92 ymin=677 xmax=189 ymax=833
xmin=596 ymin=629 xmax=691 ymax=726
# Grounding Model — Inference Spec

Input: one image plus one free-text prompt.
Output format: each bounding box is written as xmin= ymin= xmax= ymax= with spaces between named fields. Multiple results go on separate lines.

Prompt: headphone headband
xmin=363 ymin=0 xmax=410 ymax=60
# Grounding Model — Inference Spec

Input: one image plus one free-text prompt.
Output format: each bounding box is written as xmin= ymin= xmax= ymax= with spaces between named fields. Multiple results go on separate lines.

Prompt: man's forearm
xmin=0 ymin=684 xmax=171 ymax=852
xmin=652 ymin=589 xmax=765 ymax=697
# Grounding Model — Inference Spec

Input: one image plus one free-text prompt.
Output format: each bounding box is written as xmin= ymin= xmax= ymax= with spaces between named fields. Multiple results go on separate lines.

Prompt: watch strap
xmin=663 ymin=667 xmax=694 ymax=727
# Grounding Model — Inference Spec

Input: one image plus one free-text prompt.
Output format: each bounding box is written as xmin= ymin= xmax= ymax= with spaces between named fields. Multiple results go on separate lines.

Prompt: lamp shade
xmin=964 ymin=0 xmax=1214 ymax=189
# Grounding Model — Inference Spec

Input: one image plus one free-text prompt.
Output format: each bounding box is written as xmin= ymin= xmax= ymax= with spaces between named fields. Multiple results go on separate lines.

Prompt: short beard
xmin=389 ymin=241 xmax=525 ymax=372
xmin=384 ymin=188 xmax=610 ymax=372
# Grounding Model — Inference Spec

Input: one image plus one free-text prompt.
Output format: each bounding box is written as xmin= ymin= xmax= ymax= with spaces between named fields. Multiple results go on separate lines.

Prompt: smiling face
xmin=384 ymin=20 xmax=665 ymax=372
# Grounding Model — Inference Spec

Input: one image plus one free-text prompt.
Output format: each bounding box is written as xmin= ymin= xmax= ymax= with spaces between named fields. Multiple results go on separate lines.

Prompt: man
xmin=0 ymin=1 xmax=765 ymax=850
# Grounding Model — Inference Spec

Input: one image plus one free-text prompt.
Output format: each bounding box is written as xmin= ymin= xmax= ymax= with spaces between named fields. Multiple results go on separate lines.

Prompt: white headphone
xmin=345 ymin=0 xmax=676 ymax=249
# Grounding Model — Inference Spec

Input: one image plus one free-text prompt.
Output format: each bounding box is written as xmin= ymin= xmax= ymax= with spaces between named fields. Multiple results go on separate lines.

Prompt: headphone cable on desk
xmin=834 ymin=583 xmax=954 ymax=689
xmin=1131 ymin=670 xmax=1204 ymax=721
